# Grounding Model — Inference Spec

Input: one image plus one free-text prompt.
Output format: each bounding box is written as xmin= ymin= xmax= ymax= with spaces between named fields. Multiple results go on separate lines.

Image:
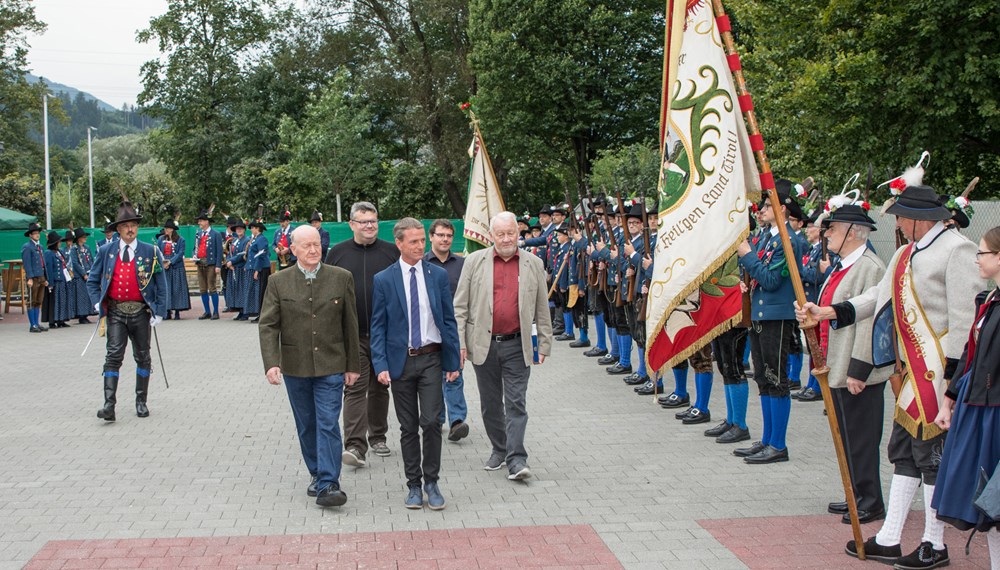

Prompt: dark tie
xmin=832 ymin=261 xmax=842 ymax=272
xmin=409 ymin=267 xmax=421 ymax=349
xmin=122 ymin=246 xmax=130 ymax=264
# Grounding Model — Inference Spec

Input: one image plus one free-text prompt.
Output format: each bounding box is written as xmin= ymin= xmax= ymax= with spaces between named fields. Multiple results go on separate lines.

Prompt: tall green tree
xmin=137 ymin=0 xmax=290 ymax=213
xmin=0 ymin=1 xmax=49 ymax=180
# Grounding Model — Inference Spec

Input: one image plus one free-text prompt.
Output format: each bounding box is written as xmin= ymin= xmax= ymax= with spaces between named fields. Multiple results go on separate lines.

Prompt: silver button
xmin=758 ymin=312 xmax=763 ymax=317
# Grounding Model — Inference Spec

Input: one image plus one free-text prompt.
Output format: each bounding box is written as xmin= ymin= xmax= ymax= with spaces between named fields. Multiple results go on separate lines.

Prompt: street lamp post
xmin=43 ymin=94 xmax=51 ymax=229
xmin=87 ymin=126 xmax=96 ymax=228
xmin=67 ymin=176 xmax=72 ymax=218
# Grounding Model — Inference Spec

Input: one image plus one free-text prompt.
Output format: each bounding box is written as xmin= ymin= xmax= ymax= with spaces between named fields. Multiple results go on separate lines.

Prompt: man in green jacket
xmin=259 ymin=225 xmax=361 ymax=508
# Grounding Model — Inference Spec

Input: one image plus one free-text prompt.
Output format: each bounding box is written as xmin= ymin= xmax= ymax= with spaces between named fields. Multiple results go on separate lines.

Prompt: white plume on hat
xmin=879 ymin=150 xmax=930 ymax=214
xmin=815 ymin=173 xmax=864 ymax=226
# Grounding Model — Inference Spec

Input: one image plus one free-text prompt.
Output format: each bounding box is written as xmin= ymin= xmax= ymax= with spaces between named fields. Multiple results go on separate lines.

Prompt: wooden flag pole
xmin=709 ymin=0 xmax=866 ymax=558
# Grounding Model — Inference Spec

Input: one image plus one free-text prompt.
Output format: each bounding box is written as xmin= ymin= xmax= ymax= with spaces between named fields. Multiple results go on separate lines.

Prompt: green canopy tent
xmin=0 ymin=207 xmax=37 ymax=231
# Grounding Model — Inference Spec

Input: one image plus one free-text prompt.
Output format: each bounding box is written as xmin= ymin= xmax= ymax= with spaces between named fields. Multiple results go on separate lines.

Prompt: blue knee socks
xmin=562 ymin=312 xmax=574 ymax=336
xmin=731 ymin=382 xmax=749 ymax=429
xmin=693 ymin=372 xmax=713 ymax=413
xmin=609 ymin=329 xmax=619 ymax=357
xmin=201 ymin=293 xmax=210 ymax=314
xmin=672 ymin=366 xmax=688 ymax=398
xmin=723 ymin=384 xmax=734 ymax=424
xmin=742 ymin=342 xmax=751 ymax=367
xmin=594 ymin=313 xmax=607 ymax=350
xmin=636 ymin=348 xmax=647 ymax=377
xmin=28 ymin=308 xmax=37 ymax=328
xmin=769 ymin=396 xmax=791 ymax=450
xmin=210 ymin=292 xmax=220 ymax=315
xmin=788 ymin=352 xmax=803 ymax=383
xmin=760 ymin=395 xmax=773 ymax=446
xmin=618 ymin=334 xmax=632 ymax=367
xmin=806 ymin=373 xmax=820 ymax=392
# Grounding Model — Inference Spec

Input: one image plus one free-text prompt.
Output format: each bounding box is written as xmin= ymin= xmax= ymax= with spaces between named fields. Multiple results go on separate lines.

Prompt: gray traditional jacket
xmin=825 ymin=248 xmax=889 ymax=387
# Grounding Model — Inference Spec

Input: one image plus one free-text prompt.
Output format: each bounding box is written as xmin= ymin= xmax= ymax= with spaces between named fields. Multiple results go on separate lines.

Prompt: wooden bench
xmin=2 ymin=260 xmax=26 ymax=314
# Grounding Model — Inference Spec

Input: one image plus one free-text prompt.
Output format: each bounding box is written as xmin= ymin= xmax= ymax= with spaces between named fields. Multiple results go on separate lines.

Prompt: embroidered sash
xmin=891 ymin=243 xmax=948 ymax=440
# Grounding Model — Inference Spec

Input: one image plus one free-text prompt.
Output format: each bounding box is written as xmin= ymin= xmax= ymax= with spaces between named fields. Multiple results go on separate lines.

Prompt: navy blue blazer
xmin=738 ymin=223 xmax=807 ymax=322
xmin=87 ymin=239 xmax=167 ymax=318
xmin=193 ymin=228 xmax=224 ymax=266
xmin=370 ymin=261 xmax=461 ymax=379
xmin=21 ymin=240 xmax=46 ymax=279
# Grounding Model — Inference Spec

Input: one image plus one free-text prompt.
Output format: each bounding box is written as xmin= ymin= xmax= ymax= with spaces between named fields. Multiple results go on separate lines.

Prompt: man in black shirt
xmin=325 ymin=201 xmax=400 ymax=466
xmin=423 ymin=219 xmax=469 ymax=442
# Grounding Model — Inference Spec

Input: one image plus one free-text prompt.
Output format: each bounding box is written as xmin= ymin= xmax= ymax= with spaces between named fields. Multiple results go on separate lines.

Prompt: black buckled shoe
xmin=733 ymin=441 xmax=766 ymax=457
xmin=658 ymin=393 xmax=690 ymax=408
xmin=842 ymin=507 xmax=885 ymax=525
xmin=797 ymin=387 xmax=822 ymax=402
xmin=624 ymin=373 xmax=646 ymax=386
xmin=828 ymin=501 xmax=848 ymax=515
xmin=598 ymin=354 xmax=618 ymax=365
xmin=743 ymin=445 xmax=789 ymax=464
xmin=682 ymin=408 xmax=711 ymax=424
xmin=673 ymin=406 xmax=695 ymax=420
xmin=606 ymin=363 xmax=632 ymax=375
xmin=198 ymin=312 xmax=212 ymax=320
xmin=704 ymin=421 xmax=731 ymax=437
xmin=569 ymin=339 xmax=591 ymax=348
xmin=554 ymin=332 xmax=575 ymax=341
xmin=845 ymin=537 xmax=901 ymax=563
xmin=583 ymin=347 xmax=608 ymax=357
xmin=635 ymin=380 xmax=661 ymax=396
xmin=716 ymin=425 xmax=751 ymax=444
xmin=892 ymin=542 xmax=947 ymax=570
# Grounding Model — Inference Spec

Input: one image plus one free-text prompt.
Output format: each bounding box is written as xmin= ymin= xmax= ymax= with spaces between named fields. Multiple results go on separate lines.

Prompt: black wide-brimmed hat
xmin=885 ymin=185 xmax=952 ymax=221
xmin=62 ymin=230 xmax=74 ymax=242
xmin=553 ymin=225 xmax=569 ymax=235
xmin=226 ymin=215 xmax=245 ymax=229
xmin=195 ymin=209 xmax=213 ymax=222
xmin=310 ymin=210 xmax=323 ymax=223
xmin=111 ymin=200 xmax=142 ymax=229
xmin=278 ymin=209 xmax=293 ymax=222
xmin=45 ymin=230 xmax=61 ymax=249
xmin=759 ymin=178 xmax=804 ymax=221
xmin=24 ymin=222 xmax=42 ymax=237
xmin=941 ymin=195 xmax=973 ymax=229
xmin=103 ymin=220 xmax=115 ymax=233
xmin=551 ymin=203 xmax=569 ymax=215
xmin=625 ymin=203 xmax=645 ymax=220
xmin=162 ymin=219 xmax=179 ymax=231
xmin=73 ymin=227 xmax=90 ymax=239
xmin=821 ymin=204 xmax=878 ymax=230
xmin=248 ymin=219 xmax=267 ymax=231
xmin=537 ymin=205 xmax=553 ymax=217
xmin=520 ymin=228 xmax=531 ymax=239
xmin=591 ymin=193 xmax=608 ymax=207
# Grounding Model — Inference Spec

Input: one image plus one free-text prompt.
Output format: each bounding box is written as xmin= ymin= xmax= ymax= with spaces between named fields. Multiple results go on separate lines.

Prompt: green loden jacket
xmin=258 ymin=263 xmax=361 ymax=377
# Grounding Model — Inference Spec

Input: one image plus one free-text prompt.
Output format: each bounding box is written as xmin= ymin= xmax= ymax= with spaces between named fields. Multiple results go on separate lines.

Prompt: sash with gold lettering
xmin=891 ymin=243 xmax=947 ymax=440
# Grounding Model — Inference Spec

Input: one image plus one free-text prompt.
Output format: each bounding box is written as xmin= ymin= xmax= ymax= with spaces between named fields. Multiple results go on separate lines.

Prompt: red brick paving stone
xmin=699 ymin=511 xmax=993 ymax=569
xmin=25 ymin=524 xmax=622 ymax=569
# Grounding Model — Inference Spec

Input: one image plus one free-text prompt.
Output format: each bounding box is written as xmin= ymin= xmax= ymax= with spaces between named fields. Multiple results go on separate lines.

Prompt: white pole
xmin=336 ymin=193 xmax=342 ymax=222
xmin=43 ymin=94 xmax=51 ymax=229
xmin=67 ymin=176 xmax=72 ymax=217
xmin=88 ymin=127 xmax=95 ymax=228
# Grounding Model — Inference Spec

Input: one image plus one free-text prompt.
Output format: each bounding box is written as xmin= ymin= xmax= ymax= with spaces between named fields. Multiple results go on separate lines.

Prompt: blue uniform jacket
xmin=370 ymin=261 xmax=461 ymax=379
xmin=44 ymin=249 xmax=70 ymax=283
xmin=87 ymin=239 xmax=167 ymax=318
xmin=552 ymin=241 xmax=572 ymax=289
xmin=193 ymin=228 xmax=224 ymax=266
xmin=272 ymin=227 xmax=297 ymax=264
xmin=227 ymin=235 xmax=250 ymax=267
xmin=70 ymin=244 xmax=94 ymax=279
xmin=156 ymin=236 xmax=187 ymax=267
xmin=21 ymin=240 xmax=46 ymax=280
xmin=799 ymin=242 xmax=836 ymax=304
xmin=738 ymin=223 xmax=807 ymax=322
xmin=247 ymin=234 xmax=271 ymax=271
xmin=318 ymin=227 xmax=330 ymax=260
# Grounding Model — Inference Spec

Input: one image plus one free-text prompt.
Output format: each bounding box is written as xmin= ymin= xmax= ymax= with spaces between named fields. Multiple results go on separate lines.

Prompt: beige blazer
xmin=454 ymin=247 xmax=553 ymax=367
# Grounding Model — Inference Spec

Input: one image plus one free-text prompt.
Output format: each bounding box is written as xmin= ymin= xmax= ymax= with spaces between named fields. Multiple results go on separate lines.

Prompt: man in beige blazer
xmin=454 ymin=211 xmax=552 ymax=480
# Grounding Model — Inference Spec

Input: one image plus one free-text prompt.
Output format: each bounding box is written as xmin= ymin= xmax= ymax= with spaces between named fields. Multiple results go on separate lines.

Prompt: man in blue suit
xmin=370 ymin=217 xmax=461 ymax=511
xmin=88 ymin=201 xmax=167 ymax=422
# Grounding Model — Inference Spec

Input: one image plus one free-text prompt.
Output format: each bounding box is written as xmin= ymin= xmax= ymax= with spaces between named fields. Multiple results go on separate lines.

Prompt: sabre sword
xmin=153 ymin=326 xmax=169 ymax=388
xmin=80 ymin=316 xmax=103 ymax=357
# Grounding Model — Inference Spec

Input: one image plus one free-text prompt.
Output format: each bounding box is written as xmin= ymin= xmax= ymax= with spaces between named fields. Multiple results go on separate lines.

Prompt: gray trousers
xmin=474 ymin=338 xmax=531 ymax=471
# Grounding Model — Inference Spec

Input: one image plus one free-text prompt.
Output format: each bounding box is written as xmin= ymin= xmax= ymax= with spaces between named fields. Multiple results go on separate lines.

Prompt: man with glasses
xmin=325 ymin=202 xmax=400 ymax=467
xmin=424 ymin=219 xmax=470 ymax=442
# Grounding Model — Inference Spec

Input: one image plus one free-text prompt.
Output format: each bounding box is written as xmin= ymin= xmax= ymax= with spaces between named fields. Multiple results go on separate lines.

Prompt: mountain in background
xmin=26 ymin=73 xmax=118 ymax=112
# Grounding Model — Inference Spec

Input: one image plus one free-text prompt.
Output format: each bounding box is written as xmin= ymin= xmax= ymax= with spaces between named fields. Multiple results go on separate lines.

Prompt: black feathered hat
xmin=24 ymin=222 xmax=42 ymax=237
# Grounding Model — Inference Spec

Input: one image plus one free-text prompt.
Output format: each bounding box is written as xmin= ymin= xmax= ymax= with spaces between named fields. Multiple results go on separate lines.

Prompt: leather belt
xmin=493 ymin=332 xmax=521 ymax=342
xmin=108 ymin=300 xmax=147 ymax=315
xmin=407 ymin=343 xmax=441 ymax=357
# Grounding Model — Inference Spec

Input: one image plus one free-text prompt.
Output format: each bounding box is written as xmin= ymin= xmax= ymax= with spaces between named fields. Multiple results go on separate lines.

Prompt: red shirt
xmin=492 ymin=250 xmax=521 ymax=335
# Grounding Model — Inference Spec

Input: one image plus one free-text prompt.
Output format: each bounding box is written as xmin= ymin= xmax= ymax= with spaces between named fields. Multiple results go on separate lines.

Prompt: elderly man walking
xmin=259 ymin=225 xmax=361 ymax=508
xmin=454 ymin=211 xmax=553 ymax=481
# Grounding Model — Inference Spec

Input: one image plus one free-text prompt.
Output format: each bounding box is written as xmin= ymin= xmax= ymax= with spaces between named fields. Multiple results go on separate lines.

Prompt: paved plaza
xmin=0 ymin=310 xmax=991 ymax=569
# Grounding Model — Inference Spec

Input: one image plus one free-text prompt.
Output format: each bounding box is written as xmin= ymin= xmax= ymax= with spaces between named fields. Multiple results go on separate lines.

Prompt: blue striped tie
xmin=409 ymin=267 xmax=422 ymax=349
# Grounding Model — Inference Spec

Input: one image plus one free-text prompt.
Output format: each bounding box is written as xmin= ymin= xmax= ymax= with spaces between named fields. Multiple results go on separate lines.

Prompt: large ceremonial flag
xmin=462 ymin=124 xmax=506 ymax=252
xmin=646 ymin=0 xmax=761 ymax=370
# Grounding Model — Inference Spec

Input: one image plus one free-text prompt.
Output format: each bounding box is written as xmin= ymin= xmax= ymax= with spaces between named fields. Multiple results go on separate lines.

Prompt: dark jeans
xmin=390 ymin=352 xmax=443 ymax=488
xmin=474 ymin=338 xmax=531 ymax=471
xmin=713 ymin=327 xmax=749 ymax=385
xmin=342 ymin=337 xmax=390 ymax=457
xmin=103 ymin=308 xmax=152 ymax=375
xmin=439 ymin=371 xmax=468 ymax=426
xmin=831 ymin=384 xmax=886 ymax=512
xmin=749 ymin=320 xmax=794 ymax=397
xmin=284 ymin=374 xmax=345 ymax=492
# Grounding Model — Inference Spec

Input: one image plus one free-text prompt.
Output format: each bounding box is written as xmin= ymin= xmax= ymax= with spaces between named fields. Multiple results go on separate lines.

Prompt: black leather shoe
xmin=788 ymin=381 xmax=802 ymax=390
xmin=828 ymin=501 xmax=848 ymax=515
xmin=606 ymin=363 xmax=632 ymax=375
xmin=845 ymin=537 xmax=901 ymax=563
xmin=624 ymin=373 xmax=646 ymax=386
xmin=554 ymin=333 xmax=575 ymax=341
xmin=569 ymin=339 xmax=591 ymax=348
xmin=682 ymin=408 xmax=711 ymax=424
xmin=211 ymin=313 xmax=220 ymax=320
xmin=250 ymin=317 xmax=260 ymax=323
xmin=198 ymin=313 xmax=211 ymax=320
xmin=891 ymin=541 xmax=947 ymax=569
xmin=716 ymin=425 xmax=751 ymax=444
xmin=552 ymin=327 xmax=565 ymax=337
xmin=658 ymin=393 xmax=690 ymax=408
xmin=635 ymin=381 xmax=661 ymax=396
xmin=597 ymin=354 xmax=617 ymax=365
xmin=674 ymin=406 xmax=694 ymax=420
xmin=316 ymin=486 xmax=348 ymax=507
xmin=790 ymin=389 xmax=802 ymax=400
xmin=307 ymin=476 xmax=318 ymax=497
xmin=583 ymin=347 xmax=608 ymax=357
xmin=704 ymin=421 xmax=731 ymax=437
xmin=743 ymin=445 xmax=789 ymax=464
xmin=29 ymin=326 xmax=42 ymax=333
xmin=733 ymin=441 xmax=766 ymax=457
xmin=842 ymin=507 xmax=885 ymax=525
xmin=797 ymin=387 xmax=822 ymax=402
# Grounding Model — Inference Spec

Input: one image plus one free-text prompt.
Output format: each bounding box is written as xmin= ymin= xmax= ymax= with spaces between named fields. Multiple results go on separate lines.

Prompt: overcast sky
xmin=26 ymin=0 xmax=169 ymax=109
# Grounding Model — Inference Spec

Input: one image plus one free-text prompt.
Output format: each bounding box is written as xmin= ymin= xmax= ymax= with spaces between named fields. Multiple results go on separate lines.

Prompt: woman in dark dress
xmin=243 ymin=220 xmax=270 ymax=322
xmin=69 ymin=228 xmax=97 ymax=323
xmin=42 ymin=231 xmax=74 ymax=328
xmin=932 ymin=226 xmax=1000 ymax=566
xmin=157 ymin=220 xmax=191 ymax=320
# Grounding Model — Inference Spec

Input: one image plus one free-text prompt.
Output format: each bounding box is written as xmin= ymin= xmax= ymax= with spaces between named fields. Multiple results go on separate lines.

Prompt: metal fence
xmin=866 ymin=200 xmax=999 ymax=266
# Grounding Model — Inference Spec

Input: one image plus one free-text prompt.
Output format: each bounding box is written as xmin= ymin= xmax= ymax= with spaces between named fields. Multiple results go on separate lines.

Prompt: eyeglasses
xmin=351 ymin=219 xmax=378 ymax=227
xmin=976 ymin=250 xmax=998 ymax=257
xmin=433 ymin=233 xmax=454 ymax=239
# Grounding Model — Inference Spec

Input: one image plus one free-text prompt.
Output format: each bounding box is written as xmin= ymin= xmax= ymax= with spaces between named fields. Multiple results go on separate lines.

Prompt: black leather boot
xmin=135 ymin=375 xmax=150 ymax=418
xmin=97 ymin=374 xmax=118 ymax=421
